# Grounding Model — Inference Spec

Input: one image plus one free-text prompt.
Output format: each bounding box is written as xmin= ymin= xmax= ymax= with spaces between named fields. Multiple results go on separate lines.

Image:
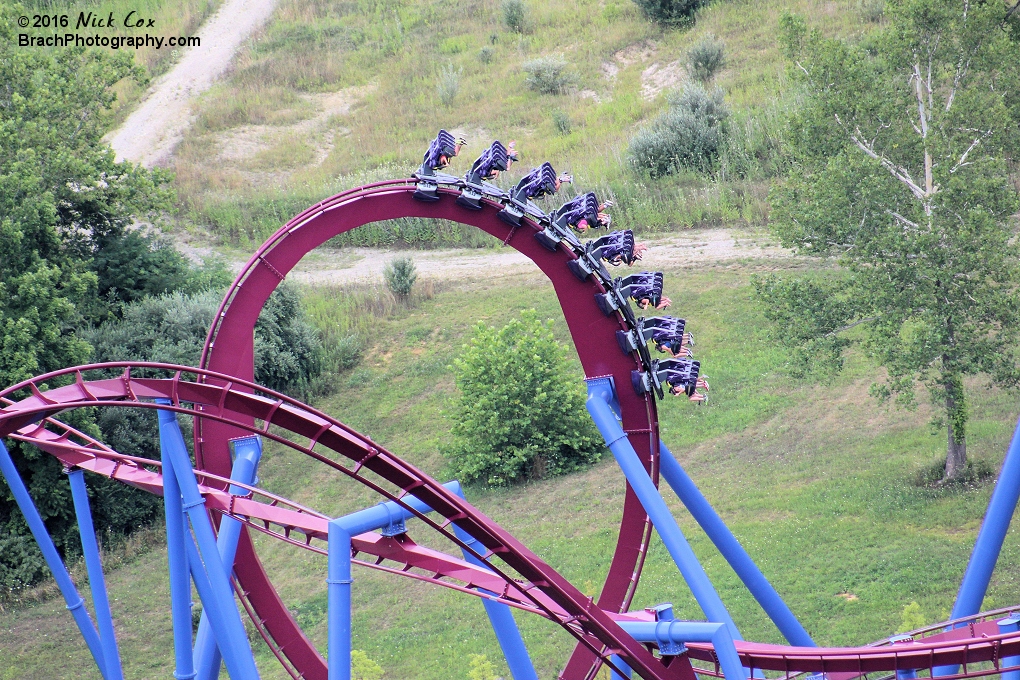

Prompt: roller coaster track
xmin=2 ymin=177 xmax=1019 ymax=680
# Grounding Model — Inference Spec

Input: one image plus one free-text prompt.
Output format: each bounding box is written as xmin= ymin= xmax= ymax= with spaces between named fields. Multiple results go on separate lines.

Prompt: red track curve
xmin=196 ymin=179 xmax=661 ymax=679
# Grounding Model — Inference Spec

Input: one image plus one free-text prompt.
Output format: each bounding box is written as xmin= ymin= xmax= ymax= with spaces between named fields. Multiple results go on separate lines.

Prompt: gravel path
xmin=106 ymin=0 xmax=278 ymax=167
xmin=283 ymin=229 xmax=790 ymax=286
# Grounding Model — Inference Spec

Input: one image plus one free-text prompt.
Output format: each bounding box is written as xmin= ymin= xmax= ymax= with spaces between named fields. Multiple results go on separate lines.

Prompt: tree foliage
xmin=629 ymin=84 xmax=730 ymax=176
xmin=631 ymin=0 xmax=707 ymax=27
xmin=759 ymin=1 xmax=1020 ymax=480
xmin=443 ymin=311 xmax=602 ymax=487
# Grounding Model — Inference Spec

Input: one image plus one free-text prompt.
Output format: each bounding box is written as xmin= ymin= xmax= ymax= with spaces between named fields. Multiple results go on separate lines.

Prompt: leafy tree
xmin=758 ymin=2 xmax=1020 ymax=481
xmin=469 ymin=654 xmax=499 ymax=680
xmin=629 ymin=84 xmax=730 ymax=177
xmin=443 ymin=311 xmax=602 ymax=487
xmin=631 ymin=0 xmax=707 ymax=27
xmin=687 ymin=34 xmax=725 ymax=82
xmin=383 ymin=256 xmax=418 ymax=299
xmin=351 ymin=650 xmax=384 ymax=680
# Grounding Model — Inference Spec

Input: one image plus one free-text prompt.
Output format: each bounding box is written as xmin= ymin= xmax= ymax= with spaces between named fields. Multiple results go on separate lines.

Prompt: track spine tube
xmin=68 ymin=468 xmax=125 ymax=680
xmin=157 ymin=400 xmax=198 ymax=680
xmin=447 ymin=482 xmax=539 ymax=680
xmin=0 ymin=440 xmax=108 ymax=676
xmin=157 ymin=407 xmax=260 ymax=680
xmin=194 ymin=436 xmax=264 ymax=680
xmin=610 ymin=655 xmax=632 ymax=679
xmin=585 ymin=379 xmax=740 ymax=641
xmin=658 ymin=442 xmax=815 ymax=647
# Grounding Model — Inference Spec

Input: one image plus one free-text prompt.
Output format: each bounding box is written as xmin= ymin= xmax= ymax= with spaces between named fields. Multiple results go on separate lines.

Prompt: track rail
xmin=0 ymin=364 xmax=684 ymax=680
xmin=195 ymin=179 xmax=661 ymax=679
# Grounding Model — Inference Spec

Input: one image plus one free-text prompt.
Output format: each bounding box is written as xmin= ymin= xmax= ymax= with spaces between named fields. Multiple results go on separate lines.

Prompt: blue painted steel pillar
xmin=327 ymin=521 xmax=353 ymax=680
xmin=157 ymin=405 xmax=260 ymax=680
xmin=999 ymin=615 xmax=1020 ymax=680
xmin=0 ymin=440 xmax=107 ymax=675
xmin=951 ymin=417 xmax=1020 ymax=620
xmin=446 ymin=482 xmax=538 ymax=680
xmin=194 ymin=435 xmax=263 ymax=680
xmin=658 ymin=442 xmax=815 ymax=647
xmin=616 ymin=620 xmax=744 ymax=680
xmin=156 ymin=400 xmax=198 ymax=680
xmin=68 ymin=469 xmax=125 ymax=680
xmin=585 ymin=378 xmax=741 ymax=641
xmin=609 ymin=654 xmax=632 ymax=679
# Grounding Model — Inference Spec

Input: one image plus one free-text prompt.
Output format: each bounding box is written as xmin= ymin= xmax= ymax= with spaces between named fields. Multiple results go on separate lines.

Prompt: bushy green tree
xmin=631 ymin=0 xmax=707 ymax=27
xmin=522 ymin=56 xmax=576 ymax=95
xmin=0 ymin=4 xmax=181 ymax=590
xmin=384 ymin=256 xmax=418 ymax=299
xmin=351 ymin=650 xmax=384 ymax=680
xmin=757 ymin=2 xmax=1020 ymax=481
xmin=687 ymin=34 xmax=725 ymax=82
xmin=469 ymin=654 xmax=498 ymax=680
xmin=501 ymin=0 xmax=528 ymax=33
xmin=444 ymin=311 xmax=602 ymax=487
xmin=629 ymin=84 xmax=730 ymax=176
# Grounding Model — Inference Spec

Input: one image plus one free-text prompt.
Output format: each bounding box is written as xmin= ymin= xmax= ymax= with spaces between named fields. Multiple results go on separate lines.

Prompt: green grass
xmin=171 ymin=0 xmax=878 ymax=247
xmin=3 ymin=261 xmax=1020 ymax=679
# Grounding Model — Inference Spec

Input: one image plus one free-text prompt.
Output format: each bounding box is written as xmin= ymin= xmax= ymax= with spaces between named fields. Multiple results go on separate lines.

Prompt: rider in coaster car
xmin=423 ymin=129 xmax=466 ymax=171
xmin=469 ymin=141 xmax=520 ymax=182
xmin=624 ymin=272 xmax=672 ymax=310
xmin=555 ymin=193 xmax=613 ymax=231
xmin=599 ymin=230 xmax=647 ymax=266
xmin=644 ymin=317 xmax=693 ymax=358
xmin=513 ymin=162 xmax=572 ymax=201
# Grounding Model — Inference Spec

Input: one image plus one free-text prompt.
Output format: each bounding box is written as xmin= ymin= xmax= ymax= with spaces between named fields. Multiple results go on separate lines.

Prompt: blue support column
xmin=68 ymin=469 xmax=124 ymax=680
xmin=157 ymin=400 xmax=197 ymax=680
xmin=327 ymin=521 xmax=353 ymax=680
xmin=609 ymin=655 xmax=632 ymax=679
xmin=157 ymin=406 xmax=260 ymax=680
xmin=951 ymin=417 xmax=1020 ymax=620
xmin=616 ymin=620 xmax=744 ymax=680
xmin=446 ymin=482 xmax=538 ymax=680
xmin=0 ymin=440 xmax=107 ymax=676
xmin=999 ymin=615 xmax=1020 ymax=680
xmin=585 ymin=378 xmax=741 ymax=641
xmin=194 ymin=435 xmax=263 ymax=680
xmin=934 ymin=417 xmax=1020 ymax=677
xmin=658 ymin=442 xmax=815 ymax=647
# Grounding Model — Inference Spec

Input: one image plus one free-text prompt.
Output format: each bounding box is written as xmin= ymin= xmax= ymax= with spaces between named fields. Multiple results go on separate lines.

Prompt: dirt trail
xmin=283 ymin=229 xmax=790 ymax=286
xmin=106 ymin=0 xmax=278 ymax=167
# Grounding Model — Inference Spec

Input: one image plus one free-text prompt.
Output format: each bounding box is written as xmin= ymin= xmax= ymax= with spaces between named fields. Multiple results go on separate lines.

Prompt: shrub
xmin=478 ymin=46 xmax=494 ymax=64
xmin=553 ymin=110 xmax=572 ymax=135
xmin=501 ymin=0 xmax=527 ymax=33
xmin=437 ymin=65 xmax=461 ymax=106
xmin=631 ymin=0 xmax=707 ymax=27
xmin=443 ymin=311 xmax=603 ymax=487
xmin=856 ymin=0 xmax=884 ymax=23
xmin=469 ymin=654 xmax=499 ymax=680
xmin=687 ymin=34 xmax=725 ymax=82
xmin=628 ymin=83 xmax=730 ymax=177
xmin=384 ymin=256 xmax=418 ymax=299
xmin=523 ymin=56 xmax=576 ymax=95
xmin=351 ymin=650 xmax=384 ymax=680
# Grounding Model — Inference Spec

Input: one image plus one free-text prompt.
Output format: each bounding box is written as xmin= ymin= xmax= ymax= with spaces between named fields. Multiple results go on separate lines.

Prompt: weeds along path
xmin=106 ymin=0 xmax=277 ymax=167
xmin=283 ymin=228 xmax=792 ymax=286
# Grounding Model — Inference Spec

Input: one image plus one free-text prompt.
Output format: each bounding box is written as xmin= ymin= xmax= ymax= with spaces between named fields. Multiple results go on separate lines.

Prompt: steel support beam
xmin=657 ymin=442 xmax=814 ymax=647
xmin=68 ymin=468 xmax=124 ymax=680
xmin=617 ymin=621 xmax=743 ymax=680
xmin=194 ymin=435 xmax=264 ymax=680
xmin=585 ymin=379 xmax=740 ymax=641
xmin=157 ymin=406 xmax=260 ymax=680
xmin=0 ymin=440 xmax=107 ymax=676
xmin=999 ymin=616 xmax=1020 ymax=680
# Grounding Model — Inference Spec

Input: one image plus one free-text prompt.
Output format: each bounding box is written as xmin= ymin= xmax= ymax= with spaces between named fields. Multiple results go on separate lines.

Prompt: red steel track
xmin=2 ymin=180 xmax=1019 ymax=680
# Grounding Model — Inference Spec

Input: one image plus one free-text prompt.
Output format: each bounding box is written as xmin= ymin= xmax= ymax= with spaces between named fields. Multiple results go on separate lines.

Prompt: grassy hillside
xmin=3 ymin=260 xmax=1019 ymax=679
xmin=169 ymin=0 xmax=880 ymax=247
